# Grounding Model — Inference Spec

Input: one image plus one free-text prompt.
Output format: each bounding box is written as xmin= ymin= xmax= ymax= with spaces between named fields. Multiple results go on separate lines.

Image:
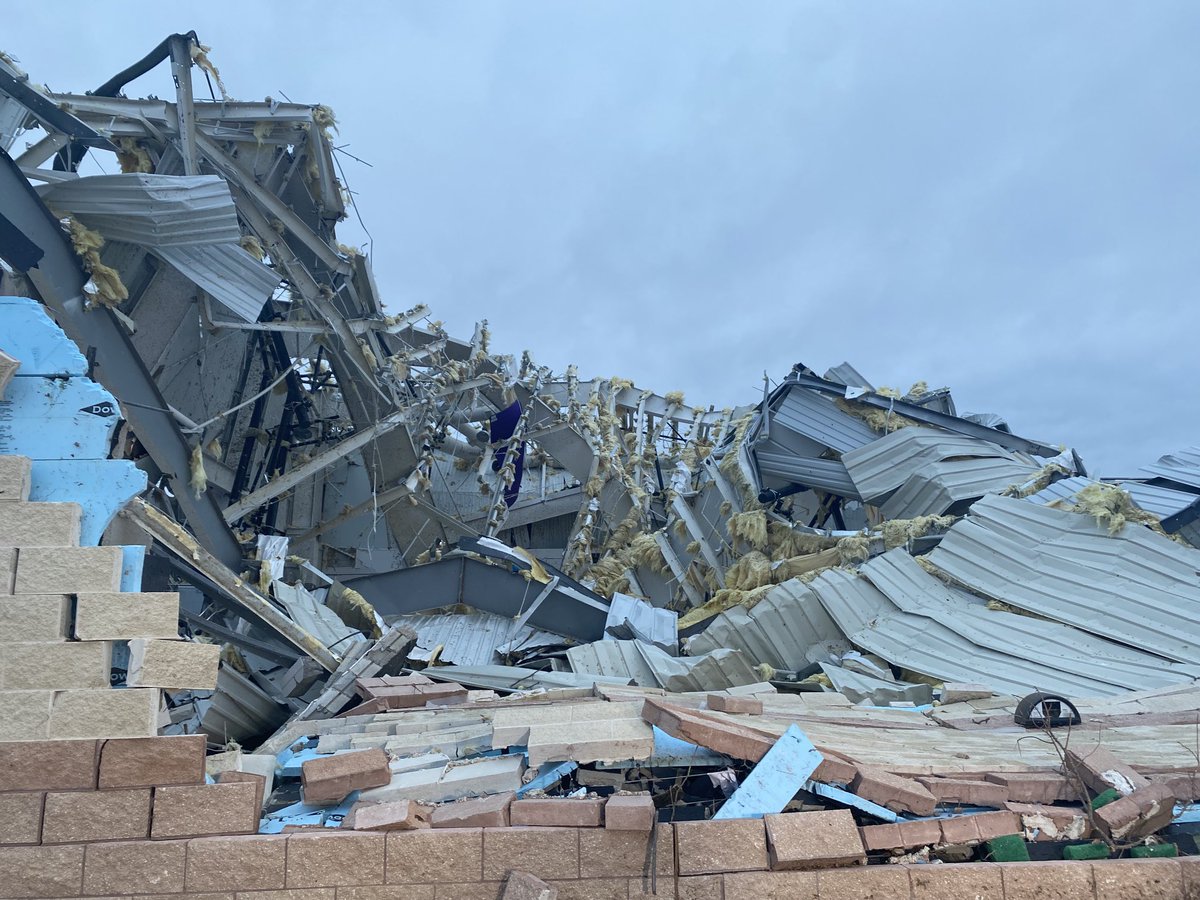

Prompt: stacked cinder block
xmin=0 ymin=454 xmax=217 ymax=743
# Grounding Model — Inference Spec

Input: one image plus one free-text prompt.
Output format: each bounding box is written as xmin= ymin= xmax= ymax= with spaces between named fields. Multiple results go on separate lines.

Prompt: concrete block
xmin=723 ymin=869 xmax=820 ymax=900
xmin=707 ymin=694 xmax=764 ymax=715
xmin=184 ymin=834 xmax=287 ymax=892
xmin=605 ymin=793 xmax=656 ymax=831
xmin=41 ymin=788 xmax=151 ymax=843
xmin=151 ymin=782 xmax=260 ymax=838
xmin=910 ymin=861 xmax=1003 ymax=899
xmin=345 ymin=799 xmax=432 ymax=831
xmin=675 ymin=818 xmax=769 ymax=875
xmin=525 ymin=717 xmax=653 ymax=767
xmin=811 ymin=749 xmax=858 ymax=786
xmin=0 ymin=456 xmax=32 ymax=503
xmin=1064 ymin=744 xmax=1151 ymax=797
xmin=0 ymin=845 xmax=84 ymax=899
xmin=917 ymin=776 xmax=1009 ymax=808
xmin=99 ymin=734 xmax=206 ymax=788
xmin=0 ymin=595 xmax=69 ymax=642
xmin=14 ymin=545 xmax=122 ymax=593
xmin=984 ymin=771 xmax=1074 ymax=804
xmin=127 ymin=637 xmax=219 ymax=690
xmin=897 ymin=818 xmax=941 ymax=849
xmin=939 ymin=814 xmax=982 ymax=845
xmin=385 ymin=827 xmax=483 ymax=883
xmin=0 ymin=548 xmax=14 ymax=594
xmin=816 ymin=864 xmax=911 ymax=898
xmin=0 ymin=502 xmax=81 ymax=547
xmin=859 ymin=823 xmax=904 ymax=852
xmin=285 ymin=830 xmax=386 ymax=888
xmin=483 ymin=826 xmax=580 ymax=881
xmin=1093 ymin=859 xmax=1185 ymax=900
xmin=0 ymin=738 xmax=98 ymax=790
xmin=81 ymin=838 xmax=187 ymax=895
xmin=503 ymin=870 xmax=557 ymax=900
xmin=940 ymin=682 xmax=995 ymax=703
xmin=0 ymin=690 xmax=53 ymax=741
xmin=764 ymin=810 xmax=865 ymax=870
xmin=47 ymin=687 xmax=159 ymax=739
xmin=850 ymin=766 xmax=937 ymax=816
xmin=302 ymin=748 xmax=392 ymax=805
xmin=217 ymin=769 xmax=268 ymax=812
xmin=1094 ymin=783 xmax=1177 ymax=841
xmin=641 ymin=698 xmax=775 ymax=762
xmin=511 ymin=797 xmax=605 ymax=827
xmin=578 ymin=827 xmax=666 ymax=879
xmin=0 ymin=793 xmax=43 ymax=846
xmin=432 ymin=792 xmax=515 ymax=828
xmin=74 ymin=591 xmax=180 ymax=640
xmin=999 ymin=860 xmax=1094 ymax=898
xmin=0 ymin=640 xmax=112 ymax=690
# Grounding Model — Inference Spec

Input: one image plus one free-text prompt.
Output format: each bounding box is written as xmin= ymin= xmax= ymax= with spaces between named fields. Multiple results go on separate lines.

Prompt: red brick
xmin=850 ymin=766 xmax=937 ymax=816
xmin=0 ymin=793 xmax=43 ymax=846
xmin=724 ymin=869 xmax=819 ymax=900
xmin=938 ymin=814 xmax=981 ymax=845
xmin=151 ymin=781 xmax=259 ymax=839
xmin=983 ymin=772 xmax=1074 ymax=804
xmin=1094 ymin=783 xmax=1177 ymax=841
xmin=1001 ymin=860 xmax=1096 ymax=899
xmin=971 ymin=810 xmax=1022 ymax=841
xmin=605 ymin=794 xmax=655 ymax=832
xmin=897 ymin=818 xmax=941 ymax=849
xmin=510 ymin=798 xmax=605 ymax=827
xmin=706 ymin=694 xmax=763 ymax=714
xmin=41 ymin=788 xmax=151 ymax=843
xmin=0 ymin=844 xmax=84 ymax=898
xmin=97 ymin=734 xmax=205 ymax=788
xmin=483 ymin=826 xmax=579 ymax=881
xmin=1093 ymin=859 xmax=1184 ymax=900
xmin=916 ymin=776 xmax=1009 ymax=808
xmin=816 ymin=864 xmax=911 ymax=899
xmin=0 ymin=739 xmax=98 ymax=791
xmin=1149 ymin=772 xmax=1200 ymax=803
xmin=674 ymin=818 xmax=768 ymax=876
xmin=1064 ymin=745 xmax=1150 ymax=797
xmin=858 ymin=823 xmax=904 ymax=852
xmin=811 ymin=750 xmax=857 ymax=786
xmin=1004 ymin=802 xmax=1091 ymax=841
xmin=301 ymin=748 xmax=391 ymax=805
xmin=216 ymin=769 xmax=267 ymax=811
xmin=765 ymin=810 xmax=864 ymax=871
xmin=185 ymin=834 xmax=287 ymax=892
xmin=910 ymin=861 xmax=1003 ymax=899
xmin=386 ymin=828 xmax=483 ymax=883
xmin=82 ymin=839 xmax=187 ymax=895
xmin=286 ymin=830 xmax=385 ymax=887
xmin=641 ymin=698 xmax=775 ymax=761
xmin=431 ymin=793 xmax=515 ymax=829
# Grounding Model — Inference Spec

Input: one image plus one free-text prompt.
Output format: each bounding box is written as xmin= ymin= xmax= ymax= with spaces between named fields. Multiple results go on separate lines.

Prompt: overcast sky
xmin=7 ymin=2 xmax=1199 ymax=474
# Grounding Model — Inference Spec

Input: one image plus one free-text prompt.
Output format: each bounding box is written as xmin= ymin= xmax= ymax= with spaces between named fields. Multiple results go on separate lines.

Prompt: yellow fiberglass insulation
xmin=189 ymin=444 xmax=207 ymax=498
xmin=664 ymin=390 xmax=686 ymax=407
xmin=836 ymin=397 xmax=922 ymax=434
xmin=1071 ymin=481 xmax=1161 ymax=536
xmin=677 ymin=583 xmax=774 ymax=629
xmin=587 ymin=555 xmax=631 ymax=598
xmin=1001 ymin=462 xmax=1072 ymax=499
xmin=767 ymin=522 xmax=838 ymax=561
xmin=327 ymin=584 xmax=384 ymax=639
xmin=116 ymin=138 xmax=153 ymax=173
xmin=629 ymin=532 xmax=670 ymax=574
xmin=880 ymin=515 xmax=956 ymax=550
xmin=835 ymin=533 xmax=872 ymax=565
xmin=727 ymin=509 xmax=769 ymax=552
xmin=724 ymin=550 xmax=773 ymax=591
xmin=772 ymin=547 xmax=842 ymax=582
xmin=64 ymin=216 xmax=128 ymax=307
xmin=189 ymin=42 xmax=228 ymax=99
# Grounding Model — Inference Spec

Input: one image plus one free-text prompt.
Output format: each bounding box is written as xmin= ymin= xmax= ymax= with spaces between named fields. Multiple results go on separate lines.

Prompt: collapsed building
xmin=0 ymin=33 xmax=1199 ymax=899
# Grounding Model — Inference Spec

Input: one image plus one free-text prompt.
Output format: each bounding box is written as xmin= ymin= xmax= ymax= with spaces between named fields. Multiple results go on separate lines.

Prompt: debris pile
xmin=0 ymin=33 xmax=1198 ymax=896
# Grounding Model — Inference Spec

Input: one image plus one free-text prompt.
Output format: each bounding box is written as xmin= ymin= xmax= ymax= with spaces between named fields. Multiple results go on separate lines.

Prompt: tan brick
xmin=0 ymin=548 xmax=15 ymax=594
xmin=858 ymin=823 xmax=903 ymax=852
xmin=1093 ymin=859 xmax=1184 ymax=900
xmin=676 ymin=874 xmax=723 ymax=900
xmin=1094 ymin=783 xmax=1177 ymax=841
xmin=1180 ymin=857 xmax=1200 ymax=899
xmin=99 ymin=735 xmax=206 ymax=788
xmin=0 ymin=792 xmax=43 ymax=846
xmin=82 ymin=839 xmax=187 ymax=895
xmin=338 ymin=887 xmax=435 ymax=900
xmin=1000 ymin=860 xmax=1096 ymax=900
xmin=916 ymin=776 xmax=1009 ymax=808
xmin=0 ymin=738 xmax=98 ymax=791
xmin=0 ymin=502 xmax=81 ymax=547
xmin=579 ymin=828 xmax=656 ymax=879
xmin=706 ymin=694 xmax=763 ymax=715
xmin=386 ymin=828 xmax=483 ymax=884
xmin=939 ymin=814 xmax=981 ymax=846
xmin=431 ymin=793 xmax=514 ymax=828
xmin=983 ymin=772 xmax=1074 ymax=804
xmin=605 ymin=794 xmax=655 ymax=832
xmin=0 ymin=456 xmax=32 ymax=503
xmin=483 ymin=827 xmax=579 ymax=881
xmin=346 ymin=799 xmax=431 ymax=831
xmin=0 ymin=844 xmax=84 ymax=898
xmin=811 ymin=750 xmax=857 ymax=787
xmin=724 ymin=869 xmax=819 ymax=900
xmin=971 ymin=810 xmax=1022 ymax=841
xmin=0 ymin=690 xmax=53 ymax=741
xmin=764 ymin=810 xmax=864 ymax=871
xmin=185 ymin=834 xmax=287 ymax=892
xmin=236 ymin=891 xmax=335 ymax=900
xmin=547 ymin=877 xmax=628 ymax=899
xmin=14 ymin=546 xmax=122 ymax=594
xmin=301 ymin=749 xmax=391 ymax=806
xmin=152 ymin=782 xmax=259 ymax=839
xmin=674 ymin=818 xmax=768 ymax=876
xmin=0 ymin=595 xmax=69 ymax=642
xmin=816 ymin=864 xmax=911 ymax=900
xmin=48 ymin=687 xmax=159 ymax=739
xmin=896 ymin=819 xmax=941 ymax=849
xmin=510 ymin=798 xmax=605 ymax=827
xmin=432 ymin=885 xmax=501 ymax=900
xmin=911 ymin=861 xmax=1002 ymax=899
xmin=127 ymin=638 xmax=219 ymax=690
xmin=285 ymin=831 xmax=385 ymax=888
xmin=0 ymin=641 xmax=112 ymax=690
xmin=216 ymin=770 xmax=267 ymax=812
xmin=1065 ymin=745 xmax=1151 ymax=797
xmin=42 ymin=788 xmax=151 ymax=843
xmin=74 ymin=592 xmax=180 ymax=641
xmin=850 ymin=767 xmax=937 ymax=816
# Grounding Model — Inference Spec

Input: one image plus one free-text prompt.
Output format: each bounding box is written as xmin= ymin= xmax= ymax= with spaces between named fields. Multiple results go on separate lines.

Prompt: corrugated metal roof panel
xmin=823 ymin=362 xmax=873 ymax=390
xmin=770 ymin=385 xmax=879 ymax=454
xmin=156 ymin=243 xmax=279 ymax=323
xmin=752 ymin=449 xmax=860 ymax=497
xmin=567 ymin=640 xmax=759 ymax=692
xmin=879 ymin=457 xmax=1038 ymax=519
xmin=1027 ymin=477 xmax=1198 ymax=522
xmin=1141 ymin=446 xmax=1200 ymax=490
xmin=385 ymin=610 xmax=562 ymax=667
xmin=926 ymin=494 xmax=1200 ymax=663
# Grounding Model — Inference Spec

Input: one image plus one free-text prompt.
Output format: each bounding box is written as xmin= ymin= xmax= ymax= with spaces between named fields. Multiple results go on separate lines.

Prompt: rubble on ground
xmin=0 ymin=32 xmax=1198 ymax=898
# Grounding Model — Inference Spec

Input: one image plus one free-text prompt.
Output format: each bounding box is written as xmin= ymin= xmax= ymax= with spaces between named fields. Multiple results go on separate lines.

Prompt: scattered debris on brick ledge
xmin=1 ymin=32 xmax=1199 ymax=899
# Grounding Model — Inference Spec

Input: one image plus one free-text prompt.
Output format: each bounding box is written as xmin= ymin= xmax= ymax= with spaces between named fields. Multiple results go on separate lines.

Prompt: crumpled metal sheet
xmin=567 ymin=639 xmax=759 ymax=692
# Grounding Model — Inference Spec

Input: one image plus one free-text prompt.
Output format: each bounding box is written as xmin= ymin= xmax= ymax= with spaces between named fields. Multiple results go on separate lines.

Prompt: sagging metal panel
xmin=1141 ymin=446 xmax=1200 ymax=490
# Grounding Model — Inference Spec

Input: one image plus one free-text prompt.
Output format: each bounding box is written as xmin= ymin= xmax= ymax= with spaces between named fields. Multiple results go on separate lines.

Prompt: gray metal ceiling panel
xmin=384 ymin=610 xmax=562 ymax=667
xmin=752 ymin=449 xmax=861 ymax=497
xmin=1141 ymin=446 xmax=1200 ymax=489
xmin=770 ymin=385 xmax=879 ymax=454
xmin=879 ymin=457 xmax=1038 ymax=519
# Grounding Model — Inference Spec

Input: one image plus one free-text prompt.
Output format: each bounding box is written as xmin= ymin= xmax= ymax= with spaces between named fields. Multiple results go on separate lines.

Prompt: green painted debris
xmin=1063 ymin=843 xmax=1109 ymax=860
xmin=987 ymin=834 xmax=1031 ymax=863
xmin=1089 ymin=788 xmax=1121 ymax=810
xmin=1131 ymin=844 xmax=1178 ymax=859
